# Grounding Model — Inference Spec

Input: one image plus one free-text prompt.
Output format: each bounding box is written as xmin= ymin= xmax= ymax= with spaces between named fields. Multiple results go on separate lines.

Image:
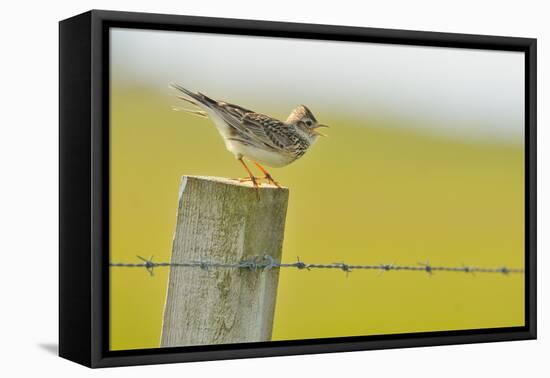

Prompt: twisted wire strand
xmin=109 ymin=255 xmax=525 ymax=277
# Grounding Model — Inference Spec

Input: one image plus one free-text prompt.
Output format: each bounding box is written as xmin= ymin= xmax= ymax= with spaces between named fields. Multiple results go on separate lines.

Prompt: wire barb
xmin=136 ymin=255 xmax=156 ymax=276
xmin=418 ymin=261 xmax=433 ymax=276
xmin=333 ymin=262 xmax=352 ymax=276
xmin=292 ymin=256 xmax=308 ymax=270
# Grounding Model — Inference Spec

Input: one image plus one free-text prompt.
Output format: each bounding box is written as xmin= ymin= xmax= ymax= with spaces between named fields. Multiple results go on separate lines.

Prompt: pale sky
xmin=111 ymin=28 xmax=525 ymax=143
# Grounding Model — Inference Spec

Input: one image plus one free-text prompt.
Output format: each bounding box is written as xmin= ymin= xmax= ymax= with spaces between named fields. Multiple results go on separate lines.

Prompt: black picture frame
xmin=59 ymin=9 xmax=537 ymax=368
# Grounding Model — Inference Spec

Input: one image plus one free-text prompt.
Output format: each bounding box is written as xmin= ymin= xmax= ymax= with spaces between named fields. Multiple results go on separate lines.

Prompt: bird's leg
xmin=238 ymin=158 xmax=260 ymax=198
xmin=253 ymin=162 xmax=281 ymax=188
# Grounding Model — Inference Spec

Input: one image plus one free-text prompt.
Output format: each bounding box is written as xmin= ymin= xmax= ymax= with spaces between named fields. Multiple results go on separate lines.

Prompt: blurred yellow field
xmin=109 ymin=86 xmax=524 ymax=351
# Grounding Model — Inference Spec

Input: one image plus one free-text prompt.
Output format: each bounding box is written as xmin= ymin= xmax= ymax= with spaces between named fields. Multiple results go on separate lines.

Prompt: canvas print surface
xmin=109 ymin=28 xmax=525 ymax=351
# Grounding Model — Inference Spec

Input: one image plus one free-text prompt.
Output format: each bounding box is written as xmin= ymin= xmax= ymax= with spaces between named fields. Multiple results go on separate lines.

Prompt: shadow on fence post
xmin=160 ymin=176 xmax=289 ymax=347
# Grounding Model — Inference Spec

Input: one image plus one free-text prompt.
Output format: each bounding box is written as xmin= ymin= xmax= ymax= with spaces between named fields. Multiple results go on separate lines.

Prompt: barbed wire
xmin=109 ymin=255 xmax=525 ymax=277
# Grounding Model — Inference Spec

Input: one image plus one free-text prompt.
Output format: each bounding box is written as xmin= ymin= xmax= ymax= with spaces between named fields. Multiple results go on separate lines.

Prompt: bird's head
xmin=286 ymin=105 xmax=329 ymax=140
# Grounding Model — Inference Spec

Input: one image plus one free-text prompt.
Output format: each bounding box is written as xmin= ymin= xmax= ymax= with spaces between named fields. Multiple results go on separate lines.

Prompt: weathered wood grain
xmin=160 ymin=176 xmax=289 ymax=347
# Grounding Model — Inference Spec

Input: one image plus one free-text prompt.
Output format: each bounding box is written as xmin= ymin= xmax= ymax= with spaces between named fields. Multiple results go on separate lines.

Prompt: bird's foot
xmin=230 ymin=175 xmax=280 ymax=188
xmin=234 ymin=176 xmax=262 ymax=184
xmin=251 ymin=162 xmax=281 ymax=188
xmin=263 ymin=173 xmax=281 ymax=188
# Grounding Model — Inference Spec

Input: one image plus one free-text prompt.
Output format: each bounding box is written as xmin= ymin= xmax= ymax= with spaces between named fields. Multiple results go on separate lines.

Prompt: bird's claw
xmin=236 ymin=177 xmax=261 ymax=184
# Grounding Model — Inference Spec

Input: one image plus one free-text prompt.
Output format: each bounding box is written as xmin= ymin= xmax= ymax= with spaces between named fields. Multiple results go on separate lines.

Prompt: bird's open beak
xmin=312 ymin=124 xmax=329 ymax=137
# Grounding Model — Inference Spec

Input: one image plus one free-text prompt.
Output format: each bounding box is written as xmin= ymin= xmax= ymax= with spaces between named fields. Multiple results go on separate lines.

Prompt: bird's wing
xmin=216 ymin=104 xmax=301 ymax=156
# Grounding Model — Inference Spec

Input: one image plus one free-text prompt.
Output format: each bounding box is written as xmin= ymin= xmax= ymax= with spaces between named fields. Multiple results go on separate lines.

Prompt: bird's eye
xmin=304 ymin=120 xmax=313 ymax=126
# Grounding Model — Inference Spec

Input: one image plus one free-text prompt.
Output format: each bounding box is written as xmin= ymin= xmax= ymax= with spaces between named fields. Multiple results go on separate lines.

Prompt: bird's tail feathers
xmin=171 ymin=106 xmax=208 ymax=118
xmin=176 ymin=95 xmax=199 ymax=106
xmin=169 ymin=83 xmax=217 ymax=108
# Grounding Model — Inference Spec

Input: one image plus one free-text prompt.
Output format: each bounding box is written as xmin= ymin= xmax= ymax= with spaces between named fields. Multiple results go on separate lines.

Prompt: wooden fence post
xmin=160 ymin=176 xmax=289 ymax=347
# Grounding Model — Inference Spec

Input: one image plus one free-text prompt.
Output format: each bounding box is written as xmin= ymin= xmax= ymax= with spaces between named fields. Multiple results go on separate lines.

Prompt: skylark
xmin=170 ymin=84 xmax=328 ymax=193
